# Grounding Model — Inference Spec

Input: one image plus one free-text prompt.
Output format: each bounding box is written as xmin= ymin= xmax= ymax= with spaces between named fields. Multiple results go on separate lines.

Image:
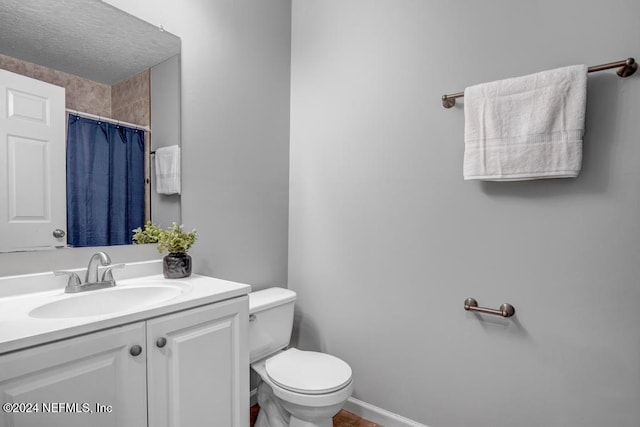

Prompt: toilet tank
xmin=249 ymin=287 xmax=297 ymax=364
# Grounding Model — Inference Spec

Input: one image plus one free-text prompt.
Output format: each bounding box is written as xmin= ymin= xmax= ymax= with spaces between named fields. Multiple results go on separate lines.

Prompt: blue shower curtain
xmin=66 ymin=115 xmax=145 ymax=247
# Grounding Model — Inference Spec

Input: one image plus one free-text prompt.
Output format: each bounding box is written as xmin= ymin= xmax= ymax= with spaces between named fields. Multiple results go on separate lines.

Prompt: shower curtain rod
xmin=441 ymin=57 xmax=637 ymax=109
xmin=65 ymin=109 xmax=151 ymax=133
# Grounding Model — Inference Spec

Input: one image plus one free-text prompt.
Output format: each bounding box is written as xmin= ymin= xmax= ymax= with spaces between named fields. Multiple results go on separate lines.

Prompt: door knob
xmin=156 ymin=337 xmax=167 ymax=348
xmin=130 ymin=345 xmax=143 ymax=356
xmin=52 ymin=229 xmax=66 ymax=238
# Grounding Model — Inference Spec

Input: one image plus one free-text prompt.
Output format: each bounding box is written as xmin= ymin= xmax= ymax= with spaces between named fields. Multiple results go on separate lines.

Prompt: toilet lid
xmin=265 ymin=349 xmax=352 ymax=395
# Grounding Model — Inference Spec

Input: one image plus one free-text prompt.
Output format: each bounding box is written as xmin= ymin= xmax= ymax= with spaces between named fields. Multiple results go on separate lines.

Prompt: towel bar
xmin=442 ymin=57 xmax=637 ymax=108
xmin=464 ymin=297 xmax=515 ymax=318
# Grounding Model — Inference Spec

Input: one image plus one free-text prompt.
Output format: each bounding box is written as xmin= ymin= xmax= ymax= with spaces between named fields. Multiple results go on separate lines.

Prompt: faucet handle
xmin=101 ymin=263 xmax=125 ymax=282
xmin=53 ymin=270 xmax=82 ymax=287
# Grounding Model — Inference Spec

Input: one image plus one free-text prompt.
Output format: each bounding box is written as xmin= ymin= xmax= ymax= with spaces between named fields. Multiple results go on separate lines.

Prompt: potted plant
xmin=133 ymin=221 xmax=197 ymax=278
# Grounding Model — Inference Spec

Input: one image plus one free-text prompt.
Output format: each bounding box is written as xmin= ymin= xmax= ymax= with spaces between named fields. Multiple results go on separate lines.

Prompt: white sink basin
xmin=29 ymin=281 xmax=189 ymax=319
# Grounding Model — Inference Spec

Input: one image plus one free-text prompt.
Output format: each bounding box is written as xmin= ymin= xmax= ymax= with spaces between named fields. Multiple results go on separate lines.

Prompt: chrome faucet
xmin=54 ymin=252 xmax=125 ymax=293
xmin=85 ymin=251 xmax=112 ymax=284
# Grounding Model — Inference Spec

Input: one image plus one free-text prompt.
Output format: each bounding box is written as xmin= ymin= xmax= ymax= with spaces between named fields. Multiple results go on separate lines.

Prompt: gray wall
xmin=1 ymin=0 xmax=292 ymax=287
xmin=150 ymin=54 xmax=182 ymax=228
xmin=289 ymin=1 xmax=640 ymax=426
xmin=176 ymin=0 xmax=291 ymax=288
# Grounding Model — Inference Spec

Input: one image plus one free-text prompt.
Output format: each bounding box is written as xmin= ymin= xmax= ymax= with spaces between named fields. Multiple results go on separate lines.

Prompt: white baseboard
xmin=343 ymin=397 xmax=428 ymax=427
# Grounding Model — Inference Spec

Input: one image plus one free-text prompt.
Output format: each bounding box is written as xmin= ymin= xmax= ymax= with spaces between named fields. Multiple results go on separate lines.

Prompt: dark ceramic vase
xmin=163 ymin=253 xmax=192 ymax=279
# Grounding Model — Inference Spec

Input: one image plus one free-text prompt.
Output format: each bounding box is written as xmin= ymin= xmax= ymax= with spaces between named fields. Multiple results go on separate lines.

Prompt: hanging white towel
xmin=154 ymin=145 xmax=181 ymax=195
xmin=463 ymin=64 xmax=588 ymax=181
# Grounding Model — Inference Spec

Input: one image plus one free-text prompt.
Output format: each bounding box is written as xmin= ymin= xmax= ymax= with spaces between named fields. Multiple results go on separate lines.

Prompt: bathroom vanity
xmin=0 ymin=260 xmax=250 ymax=427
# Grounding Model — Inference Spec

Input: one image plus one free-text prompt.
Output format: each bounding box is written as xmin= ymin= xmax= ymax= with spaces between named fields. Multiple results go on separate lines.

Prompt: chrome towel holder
xmin=442 ymin=57 xmax=637 ymax=109
xmin=464 ymin=297 xmax=515 ymax=318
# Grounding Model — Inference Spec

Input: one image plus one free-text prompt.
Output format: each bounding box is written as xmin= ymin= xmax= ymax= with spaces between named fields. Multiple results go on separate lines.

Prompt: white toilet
xmin=249 ymin=287 xmax=353 ymax=427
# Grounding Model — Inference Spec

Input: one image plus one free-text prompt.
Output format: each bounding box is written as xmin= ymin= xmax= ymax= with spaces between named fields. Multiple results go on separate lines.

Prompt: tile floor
xmin=250 ymin=405 xmax=381 ymax=427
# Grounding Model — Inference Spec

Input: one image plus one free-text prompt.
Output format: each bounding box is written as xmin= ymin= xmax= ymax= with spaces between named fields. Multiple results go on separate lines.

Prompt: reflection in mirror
xmin=0 ymin=0 xmax=181 ymax=252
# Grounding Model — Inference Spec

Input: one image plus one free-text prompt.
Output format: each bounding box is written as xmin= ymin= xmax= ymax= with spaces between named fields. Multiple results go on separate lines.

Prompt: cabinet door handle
xmin=130 ymin=345 xmax=143 ymax=356
xmin=156 ymin=337 xmax=167 ymax=348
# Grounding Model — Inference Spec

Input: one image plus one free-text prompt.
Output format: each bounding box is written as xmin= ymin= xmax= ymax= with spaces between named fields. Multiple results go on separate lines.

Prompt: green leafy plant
xmin=132 ymin=221 xmax=162 ymax=244
xmin=133 ymin=221 xmax=197 ymax=254
xmin=157 ymin=222 xmax=197 ymax=254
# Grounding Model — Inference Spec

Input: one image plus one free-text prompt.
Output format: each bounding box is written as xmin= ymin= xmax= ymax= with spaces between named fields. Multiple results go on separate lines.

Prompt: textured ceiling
xmin=0 ymin=0 xmax=181 ymax=85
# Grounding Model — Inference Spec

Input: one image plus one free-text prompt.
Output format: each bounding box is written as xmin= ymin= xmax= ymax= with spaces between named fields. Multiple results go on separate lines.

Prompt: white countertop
xmin=0 ymin=261 xmax=251 ymax=355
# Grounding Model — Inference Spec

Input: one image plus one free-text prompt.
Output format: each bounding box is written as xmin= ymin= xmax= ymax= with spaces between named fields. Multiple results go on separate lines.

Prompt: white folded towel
xmin=463 ymin=64 xmax=588 ymax=181
xmin=154 ymin=145 xmax=181 ymax=195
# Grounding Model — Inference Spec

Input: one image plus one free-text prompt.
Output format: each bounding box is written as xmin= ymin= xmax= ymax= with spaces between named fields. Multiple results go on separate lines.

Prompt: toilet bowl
xmin=249 ymin=288 xmax=353 ymax=427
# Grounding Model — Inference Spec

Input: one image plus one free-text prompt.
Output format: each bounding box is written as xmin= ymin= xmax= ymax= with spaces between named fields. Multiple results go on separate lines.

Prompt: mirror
xmin=0 ymin=0 xmax=181 ymax=252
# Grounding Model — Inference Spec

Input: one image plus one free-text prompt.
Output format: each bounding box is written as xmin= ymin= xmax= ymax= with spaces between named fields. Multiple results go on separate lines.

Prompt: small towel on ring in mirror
xmin=154 ymin=145 xmax=181 ymax=195
xmin=463 ymin=64 xmax=588 ymax=181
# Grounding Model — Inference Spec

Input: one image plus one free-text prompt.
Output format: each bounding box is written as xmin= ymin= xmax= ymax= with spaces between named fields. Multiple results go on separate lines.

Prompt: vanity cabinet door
xmin=147 ymin=297 xmax=249 ymax=427
xmin=0 ymin=322 xmax=147 ymax=427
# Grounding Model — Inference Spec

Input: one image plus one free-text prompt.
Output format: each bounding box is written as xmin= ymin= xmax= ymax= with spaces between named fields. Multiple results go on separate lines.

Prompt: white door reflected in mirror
xmin=0 ymin=69 xmax=66 ymax=252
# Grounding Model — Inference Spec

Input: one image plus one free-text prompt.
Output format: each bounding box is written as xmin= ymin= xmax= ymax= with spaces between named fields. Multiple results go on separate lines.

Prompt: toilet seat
xmin=265 ymin=348 xmax=352 ymax=395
